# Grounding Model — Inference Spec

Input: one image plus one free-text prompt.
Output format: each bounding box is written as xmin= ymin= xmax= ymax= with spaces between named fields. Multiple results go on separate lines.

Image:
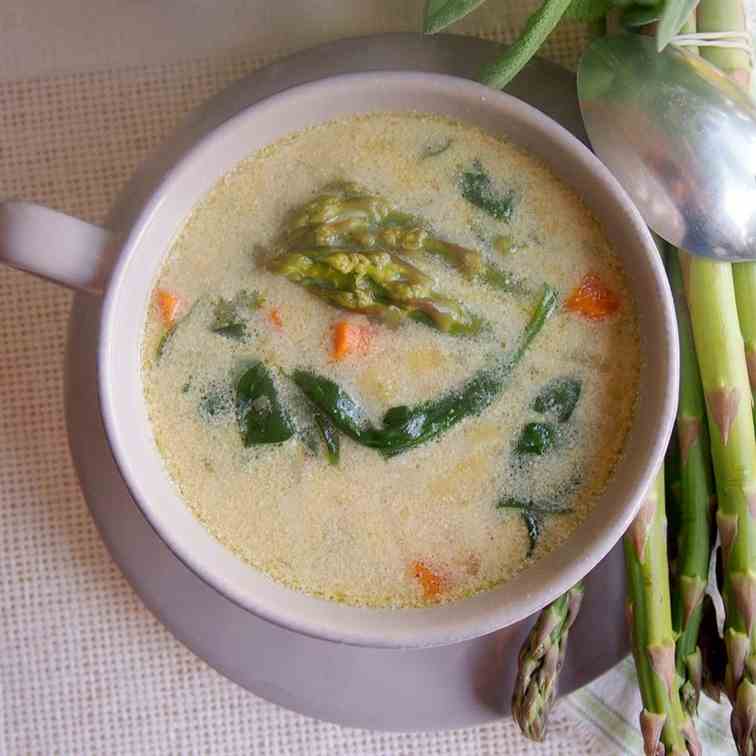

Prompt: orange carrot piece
xmin=332 ymin=321 xmax=354 ymax=361
xmin=156 ymin=289 xmax=180 ymax=327
xmin=411 ymin=561 xmax=443 ymax=601
xmin=331 ymin=321 xmax=374 ymax=361
xmin=566 ymin=273 xmax=620 ymax=320
xmin=269 ymin=307 xmax=283 ymax=329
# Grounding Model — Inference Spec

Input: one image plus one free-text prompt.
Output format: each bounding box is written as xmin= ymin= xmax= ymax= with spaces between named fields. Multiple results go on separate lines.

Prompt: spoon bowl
xmin=578 ymin=33 xmax=756 ymax=261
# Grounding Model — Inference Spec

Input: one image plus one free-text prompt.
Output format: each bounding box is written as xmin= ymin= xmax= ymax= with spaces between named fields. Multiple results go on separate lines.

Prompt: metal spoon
xmin=578 ymin=33 xmax=756 ymax=261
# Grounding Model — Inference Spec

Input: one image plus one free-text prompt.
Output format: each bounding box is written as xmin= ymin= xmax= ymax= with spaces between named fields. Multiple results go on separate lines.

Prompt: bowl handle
xmin=0 ymin=201 xmax=118 ymax=295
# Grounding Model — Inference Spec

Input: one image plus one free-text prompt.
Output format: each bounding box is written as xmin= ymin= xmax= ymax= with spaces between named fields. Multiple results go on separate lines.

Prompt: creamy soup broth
xmin=142 ymin=113 xmax=640 ymax=607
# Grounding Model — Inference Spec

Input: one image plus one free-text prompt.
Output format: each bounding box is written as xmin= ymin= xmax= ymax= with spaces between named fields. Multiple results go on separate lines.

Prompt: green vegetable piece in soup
xmin=156 ymin=325 xmax=177 ymax=359
xmin=533 ymin=377 xmax=582 ymax=422
xmin=210 ymin=290 xmax=265 ymax=341
xmin=460 ymin=161 xmax=515 ymax=221
xmin=516 ymin=422 xmax=557 ymax=455
xmin=211 ymin=298 xmax=246 ymax=340
xmin=497 ymin=496 xmax=573 ymax=555
xmin=292 ymin=370 xmax=377 ymax=444
xmin=496 ymin=497 xmax=542 ymax=556
xmin=521 ymin=510 xmax=541 ymax=556
xmin=293 ymin=285 xmax=557 ymax=457
xmin=313 ymin=410 xmax=340 ymax=465
xmin=376 ymin=285 xmax=556 ymax=456
xmin=236 ymin=289 xmax=265 ymax=310
xmin=236 ymin=362 xmax=295 ymax=446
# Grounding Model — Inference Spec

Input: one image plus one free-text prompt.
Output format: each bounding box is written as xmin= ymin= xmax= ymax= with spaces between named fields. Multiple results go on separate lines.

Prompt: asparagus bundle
xmin=685 ymin=246 xmax=756 ymax=754
xmin=269 ymin=183 xmax=525 ymax=336
xmin=512 ymin=582 xmax=585 ymax=741
xmin=624 ymin=467 xmax=701 ymax=756
xmin=667 ymin=247 xmax=717 ymax=717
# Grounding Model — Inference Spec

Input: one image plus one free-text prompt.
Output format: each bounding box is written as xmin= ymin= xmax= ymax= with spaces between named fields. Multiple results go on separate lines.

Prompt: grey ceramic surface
xmin=65 ymin=33 xmax=627 ymax=731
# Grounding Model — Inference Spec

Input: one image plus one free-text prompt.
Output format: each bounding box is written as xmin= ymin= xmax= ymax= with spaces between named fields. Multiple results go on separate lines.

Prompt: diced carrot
xmin=332 ymin=321 xmax=354 ymax=361
xmin=411 ymin=561 xmax=443 ymax=601
xmin=331 ymin=320 xmax=374 ymax=361
xmin=156 ymin=289 xmax=180 ymax=327
xmin=269 ymin=307 xmax=283 ymax=329
xmin=566 ymin=273 xmax=620 ymax=320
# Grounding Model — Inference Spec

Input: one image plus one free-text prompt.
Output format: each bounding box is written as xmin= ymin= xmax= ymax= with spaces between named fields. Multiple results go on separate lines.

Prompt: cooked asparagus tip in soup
xmin=142 ymin=113 xmax=640 ymax=608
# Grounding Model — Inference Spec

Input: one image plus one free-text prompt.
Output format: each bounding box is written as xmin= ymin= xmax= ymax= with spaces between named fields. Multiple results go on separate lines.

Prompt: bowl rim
xmin=98 ymin=70 xmax=678 ymax=648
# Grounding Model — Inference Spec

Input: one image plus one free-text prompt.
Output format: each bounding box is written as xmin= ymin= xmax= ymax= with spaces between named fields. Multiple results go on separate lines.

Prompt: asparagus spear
xmin=734 ymin=264 xmax=756 ymax=426
xmin=278 ymin=184 xmax=526 ymax=296
xmin=624 ymin=467 xmax=701 ymax=756
xmin=691 ymin=5 xmax=756 ymax=753
xmin=667 ymin=247 xmax=717 ymax=716
xmin=511 ymin=582 xmax=585 ymax=741
xmin=269 ymin=248 xmax=483 ymax=336
xmin=696 ymin=1 xmax=756 ymax=426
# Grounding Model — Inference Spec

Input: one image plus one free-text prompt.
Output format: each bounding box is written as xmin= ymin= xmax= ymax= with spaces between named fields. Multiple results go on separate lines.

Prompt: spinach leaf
xmin=516 ymin=422 xmax=557 ymax=455
xmin=460 ymin=161 xmax=515 ymax=222
xmin=376 ymin=361 xmax=505 ymax=456
xmin=293 ymin=285 xmax=557 ymax=457
xmin=533 ymin=377 xmax=582 ymax=422
xmin=292 ymin=370 xmax=377 ymax=443
xmin=497 ymin=496 xmax=572 ymax=555
xmin=236 ymin=362 xmax=295 ymax=446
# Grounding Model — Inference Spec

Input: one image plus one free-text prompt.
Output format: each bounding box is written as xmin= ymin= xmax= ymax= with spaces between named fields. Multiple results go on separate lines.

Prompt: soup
xmin=142 ymin=113 xmax=640 ymax=608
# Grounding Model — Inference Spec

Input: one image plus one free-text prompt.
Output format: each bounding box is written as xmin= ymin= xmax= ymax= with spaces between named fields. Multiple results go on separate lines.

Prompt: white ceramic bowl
xmin=0 ymin=71 xmax=678 ymax=648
